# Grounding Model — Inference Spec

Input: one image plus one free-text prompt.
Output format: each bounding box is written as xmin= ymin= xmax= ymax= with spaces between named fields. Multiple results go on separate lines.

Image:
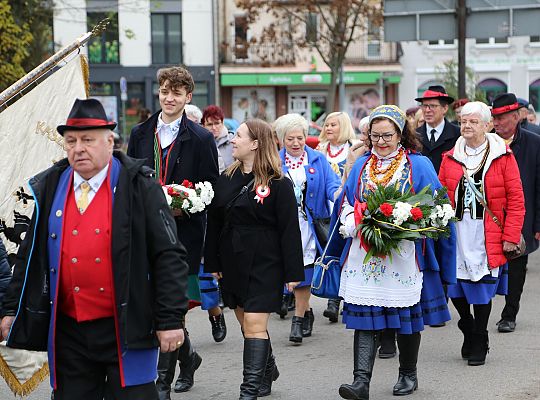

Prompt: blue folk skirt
xmin=447 ymin=263 xmax=508 ymax=305
xmin=198 ymin=263 xmax=220 ymax=310
xmin=283 ymin=264 xmax=314 ymax=293
xmin=342 ymin=269 xmax=451 ymax=334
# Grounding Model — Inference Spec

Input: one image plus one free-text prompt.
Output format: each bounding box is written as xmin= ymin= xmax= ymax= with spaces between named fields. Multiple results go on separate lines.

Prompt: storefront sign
xmin=221 ymin=72 xmax=401 ymax=86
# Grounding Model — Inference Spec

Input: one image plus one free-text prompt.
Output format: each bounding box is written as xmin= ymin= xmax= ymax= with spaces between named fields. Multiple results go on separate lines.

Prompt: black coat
xmin=417 ymin=118 xmax=461 ymax=173
xmin=128 ymin=111 xmax=219 ymax=274
xmin=509 ymin=125 xmax=540 ymax=254
xmin=204 ymin=169 xmax=304 ymax=312
xmin=1 ymin=152 xmax=188 ymax=351
xmin=0 ymin=239 xmax=11 ymax=305
xmin=520 ymin=119 xmax=540 ymax=135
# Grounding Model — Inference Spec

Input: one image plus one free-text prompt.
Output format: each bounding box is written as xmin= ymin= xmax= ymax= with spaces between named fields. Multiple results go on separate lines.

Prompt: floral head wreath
xmin=369 ymin=105 xmax=407 ymax=134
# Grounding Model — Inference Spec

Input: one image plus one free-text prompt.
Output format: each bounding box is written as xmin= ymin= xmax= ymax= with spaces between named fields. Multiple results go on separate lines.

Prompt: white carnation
xmin=392 ymin=202 xmax=412 ymax=226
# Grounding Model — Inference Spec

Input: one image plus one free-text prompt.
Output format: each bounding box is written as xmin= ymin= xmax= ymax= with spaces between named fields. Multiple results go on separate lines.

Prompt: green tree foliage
xmin=0 ymin=0 xmax=33 ymax=92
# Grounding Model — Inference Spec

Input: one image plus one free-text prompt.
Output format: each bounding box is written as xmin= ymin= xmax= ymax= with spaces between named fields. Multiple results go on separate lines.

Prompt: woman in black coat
xmin=205 ymin=119 xmax=304 ymax=399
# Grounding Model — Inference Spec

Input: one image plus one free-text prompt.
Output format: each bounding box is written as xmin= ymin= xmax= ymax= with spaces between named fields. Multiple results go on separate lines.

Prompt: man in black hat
xmin=0 ymin=98 xmax=189 ymax=399
xmin=517 ymin=97 xmax=540 ymax=135
xmin=492 ymin=92 xmax=540 ymax=333
xmin=415 ymin=85 xmax=461 ymax=173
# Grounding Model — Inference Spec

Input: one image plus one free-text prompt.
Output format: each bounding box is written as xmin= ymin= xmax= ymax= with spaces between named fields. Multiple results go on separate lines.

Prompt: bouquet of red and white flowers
xmin=162 ymin=180 xmax=214 ymax=215
xmin=352 ymin=184 xmax=455 ymax=262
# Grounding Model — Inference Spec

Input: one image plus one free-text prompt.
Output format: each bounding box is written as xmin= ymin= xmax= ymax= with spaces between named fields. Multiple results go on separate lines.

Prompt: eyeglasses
xmin=420 ymin=104 xmax=442 ymax=111
xmin=369 ymin=132 xmax=396 ymax=142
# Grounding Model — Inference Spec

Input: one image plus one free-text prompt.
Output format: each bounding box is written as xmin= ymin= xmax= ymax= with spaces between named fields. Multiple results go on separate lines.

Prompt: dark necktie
xmin=430 ymin=129 xmax=437 ymax=147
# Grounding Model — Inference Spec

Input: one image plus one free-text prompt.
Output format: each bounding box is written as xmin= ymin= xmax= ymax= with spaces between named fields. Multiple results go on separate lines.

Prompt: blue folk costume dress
xmin=280 ymin=146 xmax=341 ymax=286
xmin=320 ymin=141 xmax=350 ymax=179
xmin=326 ymin=148 xmax=456 ymax=334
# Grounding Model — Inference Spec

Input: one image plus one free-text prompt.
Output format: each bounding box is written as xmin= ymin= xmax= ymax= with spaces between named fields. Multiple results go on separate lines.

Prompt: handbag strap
xmin=319 ymin=194 xmax=346 ymax=258
xmin=461 ymin=165 xmax=503 ymax=230
xmin=226 ymin=178 xmax=255 ymax=212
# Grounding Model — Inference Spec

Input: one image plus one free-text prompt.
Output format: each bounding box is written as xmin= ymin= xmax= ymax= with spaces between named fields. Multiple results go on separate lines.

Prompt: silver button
xmin=95 ymin=229 xmax=100 ymax=234
xmin=50 ymin=268 xmax=56 ymax=273
xmin=50 ymin=233 xmax=57 ymax=239
xmin=95 ymin=257 xmax=101 ymax=263
xmin=56 ymin=210 xmax=62 ymax=217
xmin=74 ymin=286 xmax=80 ymax=292
xmin=50 ymin=301 xmax=53 ymax=305
xmin=71 ymin=257 xmax=77 ymax=263
xmin=72 ymin=229 xmax=78 ymax=236
xmin=99 ymin=287 xmax=105 ymax=292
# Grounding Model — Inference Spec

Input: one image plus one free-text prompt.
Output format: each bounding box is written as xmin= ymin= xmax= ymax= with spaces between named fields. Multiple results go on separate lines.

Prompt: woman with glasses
xmin=317 ymin=111 xmax=357 ymax=323
xmin=273 ymin=113 xmax=341 ymax=345
xmin=439 ymin=101 xmax=524 ymax=366
xmin=326 ymin=105 xmax=456 ymax=399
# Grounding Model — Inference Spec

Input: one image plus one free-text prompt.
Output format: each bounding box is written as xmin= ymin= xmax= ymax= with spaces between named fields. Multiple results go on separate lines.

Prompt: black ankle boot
xmin=209 ymin=313 xmax=227 ymax=343
xmin=258 ymin=338 xmax=279 ymax=397
xmin=174 ymin=331 xmax=203 ymax=393
xmin=277 ymin=294 xmax=290 ymax=319
xmin=289 ymin=316 xmax=304 ymax=343
xmin=378 ymin=329 xmax=397 ymax=359
xmin=468 ymin=331 xmax=489 ymax=366
xmin=324 ymin=298 xmax=340 ymax=322
xmin=457 ymin=316 xmax=474 ymax=359
xmin=156 ymin=350 xmax=178 ymax=400
xmin=239 ymin=338 xmax=270 ymax=400
xmin=302 ymin=308 xmax=315 ymax=337
xmin=393 ymin=369 xmax=418 ymax=395
xmin=338 ymin=330 xmax=378 ymax=400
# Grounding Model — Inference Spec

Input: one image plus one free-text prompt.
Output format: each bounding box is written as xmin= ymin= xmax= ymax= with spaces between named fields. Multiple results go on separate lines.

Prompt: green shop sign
xmin=221 ymin=72 xmax=399 ymax=86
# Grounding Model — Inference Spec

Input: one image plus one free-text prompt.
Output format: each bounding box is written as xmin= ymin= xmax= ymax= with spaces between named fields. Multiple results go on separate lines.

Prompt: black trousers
xmin=501 ymin=255 xmax=529 ymax=322
xmin=53 ymin=313 xmax=158 ymax=400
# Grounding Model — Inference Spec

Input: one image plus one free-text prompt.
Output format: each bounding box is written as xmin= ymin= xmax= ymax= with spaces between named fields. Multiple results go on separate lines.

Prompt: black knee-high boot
xmin=156 ymin=349 xmax=179 ymax=400
xmin=324 ymin=298 xmax=341 ymax=322
xmin=174 ymin=330 xmax=203 ymax=393
xmin=338 ymin=330 xmax=378 ymax=400
xmin=457 ymin=315 xmax=475 ymax=359
xmin=393 ymin=332 xmax=420 ymax=396
xmin=258 ymin=335 xmax=279 ymax=397
xmin=240 ymin=338 xmax=270 ymax=400
xmin=469 ymin=303 xmax=491 ymax=366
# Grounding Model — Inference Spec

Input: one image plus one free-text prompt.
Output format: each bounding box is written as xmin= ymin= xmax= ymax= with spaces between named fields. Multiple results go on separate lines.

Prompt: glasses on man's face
xmin=369 ymin=132 xmax=396 ymax=142
xmin=420 ymin=104 xmax=441 ymax=111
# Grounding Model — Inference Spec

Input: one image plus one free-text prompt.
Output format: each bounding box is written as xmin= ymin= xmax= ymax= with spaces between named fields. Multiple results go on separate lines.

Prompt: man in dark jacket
xmin=492 ymin=93 xmax=540 ymax=333
xmin=415 ymin=85 xmax=461 ymax=173
xmin=0 ymin=98 xmax=189 ymax=399
xmin=128 ymin=66 xmax=219 ymax=399
xmin=517 ymin=97 xmax=540 ymax=135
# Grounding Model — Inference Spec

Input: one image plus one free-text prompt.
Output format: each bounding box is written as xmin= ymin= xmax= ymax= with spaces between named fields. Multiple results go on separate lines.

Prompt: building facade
xmin=217 ymin=1 xmax=402 ymax=129
xmin=53 ymin=0 xmax=216 ymax=138
xmin=399 ymin=36 xmax=540 ymax=115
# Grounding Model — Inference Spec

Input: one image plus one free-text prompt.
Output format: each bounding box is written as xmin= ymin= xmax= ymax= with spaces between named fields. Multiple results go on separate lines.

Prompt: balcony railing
xmin=344 ymin=40 xmax=399 ymax=64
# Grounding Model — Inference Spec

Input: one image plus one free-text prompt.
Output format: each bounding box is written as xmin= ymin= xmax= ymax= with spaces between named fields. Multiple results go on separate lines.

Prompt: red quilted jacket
xmin=438 ymin=134 xmax=525 ymax=268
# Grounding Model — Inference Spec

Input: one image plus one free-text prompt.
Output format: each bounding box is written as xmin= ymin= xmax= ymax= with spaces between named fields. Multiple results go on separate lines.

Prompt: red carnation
xmin=379 ymin=203 xmax=394 ymax=217
xmin=181 ymin=179 xmax=194 ymax=188
xmin=167 ymin=186 xmax=176 ymax=196
xmin=410 ymin=207 xmax=423 ymax=221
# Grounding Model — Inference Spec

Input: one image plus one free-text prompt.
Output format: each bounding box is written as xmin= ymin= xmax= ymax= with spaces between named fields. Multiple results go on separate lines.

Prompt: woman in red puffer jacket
xmin=439 ymin=101 xmax=525 ymax=368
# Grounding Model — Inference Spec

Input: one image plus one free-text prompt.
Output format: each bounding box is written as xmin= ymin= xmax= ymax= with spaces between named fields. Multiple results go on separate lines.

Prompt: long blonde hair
xmin=225 ymin=119 xmax=283 ymax=189
xmin=318 ymin=111 xmax=356 ymax=145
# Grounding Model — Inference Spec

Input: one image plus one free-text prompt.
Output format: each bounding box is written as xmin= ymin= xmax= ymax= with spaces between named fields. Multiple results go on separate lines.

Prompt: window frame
xmin=151 ymin=12 xmax=182 ymax=65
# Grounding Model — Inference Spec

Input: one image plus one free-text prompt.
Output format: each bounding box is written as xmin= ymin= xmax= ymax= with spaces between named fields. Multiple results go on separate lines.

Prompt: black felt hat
xmin=491 ymin=93 xmax=520 ymax=116
xmin=414 ymin=85 xmax=454 ymax=104
xmin=57 ymin=98 xmax=117 ymax=135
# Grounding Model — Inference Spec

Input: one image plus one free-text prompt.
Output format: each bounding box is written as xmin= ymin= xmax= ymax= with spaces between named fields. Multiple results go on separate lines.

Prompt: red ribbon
xmin=420 ymin=90 xmax=449 ymax=99
xmin=491 ymin=103 xmax=519 ymax=115
xmin=66 ymin=118 xmax=114 ymax=126
xmin=353 ymin=201 xmax=371 ymax=253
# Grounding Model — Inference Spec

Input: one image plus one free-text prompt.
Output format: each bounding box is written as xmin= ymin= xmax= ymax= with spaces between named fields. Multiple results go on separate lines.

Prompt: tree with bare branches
xmin=235 ymin=0 xmax=382 ymax=112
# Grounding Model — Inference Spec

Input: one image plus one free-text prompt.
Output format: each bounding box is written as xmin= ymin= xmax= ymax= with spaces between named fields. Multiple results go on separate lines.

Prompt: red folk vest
xmin=59 ymin=176 xmax=115 ymax=321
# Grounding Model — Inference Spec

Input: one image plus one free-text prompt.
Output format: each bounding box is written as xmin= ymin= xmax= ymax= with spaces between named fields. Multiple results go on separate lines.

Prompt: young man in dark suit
xmin=128 ymin=66 xmax=219 ymax=400
xmin=415 ymin=85 xmax=461 ymax=173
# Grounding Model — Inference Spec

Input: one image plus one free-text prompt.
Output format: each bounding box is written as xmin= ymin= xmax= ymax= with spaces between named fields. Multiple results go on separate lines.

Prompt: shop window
xmin=530 ymin=79 xmax=540 ymax=111
xmin=87 ymin=12 xmax=120 ymax=64
xmin=478 ymin=78 xmax=507 ymax=104
xmin=151 ymin=13 xmax=182 ymax=64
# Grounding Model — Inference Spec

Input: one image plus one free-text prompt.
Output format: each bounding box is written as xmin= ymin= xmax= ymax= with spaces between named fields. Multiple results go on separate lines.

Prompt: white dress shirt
xmin=156 ymin=113 xmax=182 ymax=149
xmin=73 ymin=164 xmax=109 ymax=207
xmin=426 ymin=119 xmax=446 ymax=142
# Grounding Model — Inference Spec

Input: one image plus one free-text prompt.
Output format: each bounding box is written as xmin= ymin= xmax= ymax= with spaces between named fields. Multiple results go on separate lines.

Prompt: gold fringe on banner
xmin=80 ymin=55 xmax=90 ymax=97
xmin=0 ymin=355 xmax=49 ymax=397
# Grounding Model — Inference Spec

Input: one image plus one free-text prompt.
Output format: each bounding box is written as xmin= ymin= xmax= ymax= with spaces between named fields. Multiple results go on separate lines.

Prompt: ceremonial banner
xmin=0 ymin=54 xmax=88 ymax=396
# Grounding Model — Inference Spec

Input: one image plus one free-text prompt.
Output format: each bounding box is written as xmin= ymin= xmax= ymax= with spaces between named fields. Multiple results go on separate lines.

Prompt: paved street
xmin=2 ymin=254 xmax=539 ymax=399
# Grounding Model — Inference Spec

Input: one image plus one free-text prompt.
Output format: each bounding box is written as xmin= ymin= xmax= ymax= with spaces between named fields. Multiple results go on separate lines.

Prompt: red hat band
xmin=491 ymin=103 xmax=519 ymax=115
xmin=421 ymin=90 xmax=449 ymax=99
xmin=66 ymin=118 xmax=113 ymax=127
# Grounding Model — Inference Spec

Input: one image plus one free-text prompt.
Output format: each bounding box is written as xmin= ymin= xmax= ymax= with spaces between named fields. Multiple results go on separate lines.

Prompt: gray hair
xmin=528 ymin=104 xmax=536 ymax=114
xmin=273 ymin=113 xmax=308 ymax=143
xmin=184 ymin=104 xmax=203 ymax=123
xmin=461 ymin=101 xmax=491 ymax=123
xmin=358 ymin=116 xmax=370 ymax=131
